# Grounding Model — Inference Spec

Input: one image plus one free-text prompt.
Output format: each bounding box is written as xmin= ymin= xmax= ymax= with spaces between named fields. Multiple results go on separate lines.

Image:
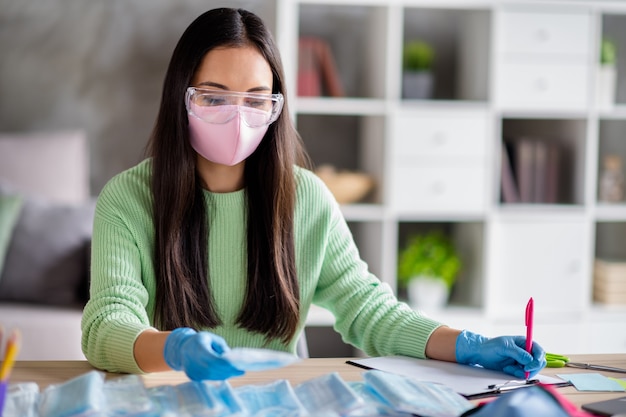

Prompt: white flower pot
xmin=407 ymin=277 xmax=449 ymax=311
xmin=596 ymin=64 xmax=617 ymax=110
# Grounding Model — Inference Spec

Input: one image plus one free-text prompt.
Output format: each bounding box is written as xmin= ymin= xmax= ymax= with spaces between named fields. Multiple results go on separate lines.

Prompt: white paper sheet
xmin=348 ymin=356 xmax=566 ymax=398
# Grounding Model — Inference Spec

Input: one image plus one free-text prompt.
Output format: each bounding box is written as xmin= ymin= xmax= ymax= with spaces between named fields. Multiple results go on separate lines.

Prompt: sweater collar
xmin=203 ymin=188 xmax=245 ymax=207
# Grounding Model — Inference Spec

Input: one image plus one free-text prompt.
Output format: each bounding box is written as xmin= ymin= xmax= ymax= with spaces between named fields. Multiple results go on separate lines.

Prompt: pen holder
xmin=0 ymin=382 xmax=6 ymax=415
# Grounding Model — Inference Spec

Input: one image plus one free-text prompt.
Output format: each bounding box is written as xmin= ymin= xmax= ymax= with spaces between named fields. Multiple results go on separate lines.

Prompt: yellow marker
xmin=0 ymin=330 xmax=21 ymax=381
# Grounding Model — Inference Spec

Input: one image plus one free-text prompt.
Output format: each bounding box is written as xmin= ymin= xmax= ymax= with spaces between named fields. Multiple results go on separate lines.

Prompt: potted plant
xmin=597 ymin=37 xmax=618 ymax=109
xmin=402 ymin=40 xmax=435 ymax=99
xmin=397 ymin=230 xmax=461 ymax=310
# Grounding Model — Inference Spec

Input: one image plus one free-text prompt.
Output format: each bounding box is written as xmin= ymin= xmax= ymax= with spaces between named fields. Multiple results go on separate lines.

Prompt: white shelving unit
xmin=267 ymin=0 xmax=626 ymax=354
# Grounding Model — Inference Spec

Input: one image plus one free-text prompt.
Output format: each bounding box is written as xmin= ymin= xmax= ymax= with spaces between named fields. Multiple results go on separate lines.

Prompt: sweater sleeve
xmin=310 ymin=183 xmax=445 ymax=358
xmin=81 ymin=167 xmax=156 ymax=374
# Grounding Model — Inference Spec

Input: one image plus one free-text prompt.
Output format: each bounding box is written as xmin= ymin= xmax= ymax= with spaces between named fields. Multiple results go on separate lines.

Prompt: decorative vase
xmin=596 ymin=64 xmax=616 ymax=110
xmin=402 ymin=71 xmax=434 ymax=99
xmin=407 ymin=276 xmax=449 ymax=311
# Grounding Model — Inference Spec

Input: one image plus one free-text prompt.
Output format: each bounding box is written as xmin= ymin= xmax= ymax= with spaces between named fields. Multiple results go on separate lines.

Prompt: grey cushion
xmin=0 ymin=186 xmax=95 ymax=306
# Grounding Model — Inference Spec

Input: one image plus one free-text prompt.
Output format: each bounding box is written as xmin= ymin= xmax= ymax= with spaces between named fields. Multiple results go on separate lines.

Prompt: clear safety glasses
xmin=185 ymin=87 xmax=284 ymax=128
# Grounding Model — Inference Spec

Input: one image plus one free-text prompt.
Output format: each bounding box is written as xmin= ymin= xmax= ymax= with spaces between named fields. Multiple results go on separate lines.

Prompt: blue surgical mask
xmin=3 ymin=382 xmax=39 ymax=417
xmin=235 ymin=379 xmax=307 ymax=416
xmin=37 ymin=370 xmax=106 ymax=417
xmin=104 ymin=374 xmax=155 ymax=416
xmin=294 ymin=372 xmax=363 ymax=415
xmin=213 ymin=382 xmax=247 ymax=416
xmin=147 ymin=385 xmax=180 ymax=417
xmin=174 ymin=381 xmax=226 ymax=416
xmin=347 ymin=381 xmax=410 ymax=417
xmin=363 ymin=370 xmax=473 ymax=417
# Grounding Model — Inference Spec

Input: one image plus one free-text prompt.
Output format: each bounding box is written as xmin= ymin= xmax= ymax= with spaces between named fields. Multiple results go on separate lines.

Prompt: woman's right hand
xmin=163 ymin=327 xmax=245 ymax=381
xmin=455 ymin=330 xmax=546 ymax=379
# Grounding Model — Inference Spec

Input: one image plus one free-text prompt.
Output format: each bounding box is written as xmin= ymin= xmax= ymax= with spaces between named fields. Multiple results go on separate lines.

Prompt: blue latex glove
xmin=163 ymin=327 xmax=245 ymax=381
xmin=455 ymin=330 xmax=547 ymax=379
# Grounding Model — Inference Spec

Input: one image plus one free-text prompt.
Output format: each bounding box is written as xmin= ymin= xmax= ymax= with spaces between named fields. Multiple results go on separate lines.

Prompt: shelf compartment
xmin=396 ymin=221 xmax=485 ymax=310
xmin=500 ymin=118 xmax=588 ymax=206
xmin=487 ymin=214 xmax=589 ymax=318
xmin=598 ymin=119 xmax=626 ymax=205
xmin=494 ymin=7 xmax=592 ymax=112
xmin=298 ymin=4 xmax=388 ymax=99
xmin=497 ymin=8 xmax=591 ymax=58
xmin=602 ymin=13 xmax=626 ymax=107
xmin=595 ymin=221 xmax=626 ymax=262
xmin=297 ymin=114 xmax=385 ymax=205
xmin=593 ymin=222 xmax=626 ymax=310
xmin=402 ymin=7 xmax=491 ymax=102
xmin=347 ymin=220 xmax=385 ymax=281
xmin=388 ymin=108 xmax=490 ymax=215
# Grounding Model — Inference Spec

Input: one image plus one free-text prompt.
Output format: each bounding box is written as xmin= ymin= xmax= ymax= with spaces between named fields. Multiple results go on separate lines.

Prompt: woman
xmin=81 ymin=7 xmax=546 ymax=381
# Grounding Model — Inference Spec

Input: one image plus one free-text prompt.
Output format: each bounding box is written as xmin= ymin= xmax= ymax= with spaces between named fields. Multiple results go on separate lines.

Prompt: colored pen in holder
xmin=0 ymin=328 xmax=21 ymax=417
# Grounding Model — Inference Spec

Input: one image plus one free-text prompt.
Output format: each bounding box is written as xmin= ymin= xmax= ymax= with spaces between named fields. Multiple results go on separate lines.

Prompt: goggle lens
xmin=186 ymin=87 xmax=283 ymax=127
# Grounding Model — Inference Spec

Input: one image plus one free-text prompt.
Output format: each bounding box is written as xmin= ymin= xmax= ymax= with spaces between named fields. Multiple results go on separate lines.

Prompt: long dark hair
xmin=146 ymin=8 xmax=309 ymax=343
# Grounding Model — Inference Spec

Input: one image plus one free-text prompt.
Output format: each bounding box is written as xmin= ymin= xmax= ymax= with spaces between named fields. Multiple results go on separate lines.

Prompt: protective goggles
xmin=185 ymin=87 xmax=284 ymax=128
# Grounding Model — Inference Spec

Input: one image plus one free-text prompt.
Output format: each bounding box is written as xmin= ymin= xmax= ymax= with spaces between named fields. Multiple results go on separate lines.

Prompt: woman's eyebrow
xmin=196 ymin=81 xmax=272 ymax=93
xmin=197 ymin=81 xmax=228 ymax=89
xmin=247 ymin=86 xmax=272 ymax=93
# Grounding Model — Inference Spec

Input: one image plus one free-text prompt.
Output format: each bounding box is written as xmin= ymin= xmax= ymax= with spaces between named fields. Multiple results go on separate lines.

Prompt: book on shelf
xmin=533 ymin=140 xmax=548 ymax=203
xmin=516 ymin=138 xmax=535 ymax=203
xmin=501 ymin=137 xmax=561 ymax=204
xmin=298 ymin=36 xmax=344 ymax=98
xmin=544 ymin=143 xmax=561 ymax=204
xmin=500 ymin=141 xmax=520 ymax=203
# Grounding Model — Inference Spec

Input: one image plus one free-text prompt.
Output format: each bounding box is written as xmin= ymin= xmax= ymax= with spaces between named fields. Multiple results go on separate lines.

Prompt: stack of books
xmin=593 ymin=258 xmax=626 ymax=305
xmin=501 ymin=138 xmax=562 ymax=204
xmin=297 ymin=36 xmax=344 ymax=98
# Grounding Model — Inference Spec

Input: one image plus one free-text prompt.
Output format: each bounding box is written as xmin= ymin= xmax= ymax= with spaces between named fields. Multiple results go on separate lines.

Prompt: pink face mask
xmin=188 ymin=103 xmax=269 ymax=166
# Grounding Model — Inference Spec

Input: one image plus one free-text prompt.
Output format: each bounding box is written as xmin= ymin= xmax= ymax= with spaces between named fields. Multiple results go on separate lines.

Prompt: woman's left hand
xmin=455 ymin=330 xmax=547 ymax=379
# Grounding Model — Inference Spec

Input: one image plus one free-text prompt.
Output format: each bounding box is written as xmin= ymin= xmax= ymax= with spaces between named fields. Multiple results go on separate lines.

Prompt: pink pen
xmin=525 ymin=297 xmax=534 ymax=380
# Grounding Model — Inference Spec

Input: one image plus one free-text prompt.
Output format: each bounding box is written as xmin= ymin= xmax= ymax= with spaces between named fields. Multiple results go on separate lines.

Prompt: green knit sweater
xmin=81 ymin=159 xmax=444 ymax=373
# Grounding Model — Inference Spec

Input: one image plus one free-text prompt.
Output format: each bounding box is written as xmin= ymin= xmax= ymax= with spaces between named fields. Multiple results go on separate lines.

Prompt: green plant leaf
xmin=601 ymin=38 xmax=617 ymax=65
xmin=397 ymin=230 xmax=461 ymax=289
xmin=403 ymin=40 xmax=434 ymax=71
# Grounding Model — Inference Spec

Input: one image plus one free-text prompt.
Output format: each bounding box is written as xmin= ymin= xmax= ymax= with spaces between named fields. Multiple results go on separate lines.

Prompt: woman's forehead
xmin=191 ymin=46 xmax=273 ymax=92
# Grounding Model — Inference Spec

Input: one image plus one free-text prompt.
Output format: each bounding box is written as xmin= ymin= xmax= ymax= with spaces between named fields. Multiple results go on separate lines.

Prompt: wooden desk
xmin=9 ymin=354 xmax=626 ymax=409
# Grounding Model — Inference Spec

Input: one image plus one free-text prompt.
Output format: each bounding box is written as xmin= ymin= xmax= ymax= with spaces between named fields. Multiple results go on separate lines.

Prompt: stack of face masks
xmin=2 ymin=382 xmax=39 ymax=417
xmin=5 ymin=360 xmax=474 ymax=417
